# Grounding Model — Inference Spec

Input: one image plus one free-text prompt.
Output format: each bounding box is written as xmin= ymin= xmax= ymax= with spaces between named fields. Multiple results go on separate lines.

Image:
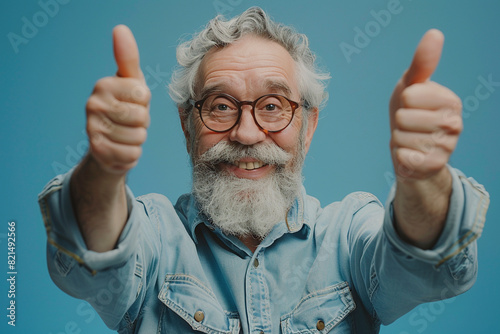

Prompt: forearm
xmin=393 ymin=167 xmax=452 ymax=249
xmin=70 ymin=153 xmax=128 ymax=252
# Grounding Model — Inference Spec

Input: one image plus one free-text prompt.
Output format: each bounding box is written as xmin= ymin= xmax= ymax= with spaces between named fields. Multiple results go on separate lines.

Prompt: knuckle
xmin=130 ymin=84 xmax=151 ymax=105
xmin=89 ymin=135 xmax=108 ymax=157
xmin=451 ymin=117 xmax=464 ymax=133
xmin=86 ymin=116 xmax=98 ymax=132
xmin=86 ymin=95 xmax=104 ymax=114
xmin=400 ymin=86 xmax=416 ymax=107
xmin=89 ymin=130 xmax=106 ymax=145
xmin=391 ymin=129 xmax=402 ymax=142
xmin=394 ymin=148 xmax=405 ymax=164
xmin=435 ymin=155 xmax=448 ymax=169
xmin=127 ymin=146 xmax=142 ymax=162
xmin=94 ymin=77 xmax=113 ymax=92
xmin=137 ymin=107 xmax=150 ymax=126
xmin=393 ymin=109 xmax=405 ymax=127
xmin=444 ymin=137 xmax=458 ymax=153
xmin=441 ymin=112 xmax=463 ymax=134
xmin=453 ymin=97 xmax=463 ymax=111
xmin=139 ymin=127 xmax=148 ymax=143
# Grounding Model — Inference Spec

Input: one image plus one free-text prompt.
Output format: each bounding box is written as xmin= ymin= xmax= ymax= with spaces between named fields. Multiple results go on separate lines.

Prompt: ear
xmin=178 ymin=107 xmax=191 ymax=154
xmin=304 ymin=107 xmax=318 ymax=154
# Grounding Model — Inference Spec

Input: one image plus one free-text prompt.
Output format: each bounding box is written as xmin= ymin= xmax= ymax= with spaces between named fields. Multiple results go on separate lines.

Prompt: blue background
xmin=1 ymin=0 xmax=498 ymax=333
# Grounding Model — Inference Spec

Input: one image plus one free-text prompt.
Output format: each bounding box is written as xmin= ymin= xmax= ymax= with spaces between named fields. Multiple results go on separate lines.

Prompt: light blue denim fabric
xmin=38 ymin=166 xmax=489 ymax=333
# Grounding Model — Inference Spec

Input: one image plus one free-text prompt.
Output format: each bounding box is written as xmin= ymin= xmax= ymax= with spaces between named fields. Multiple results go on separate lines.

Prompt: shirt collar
xmin=284 ymin=185 xmax=311 ymax=237
xmin=175 ymin=186 xmax=312 ymax=247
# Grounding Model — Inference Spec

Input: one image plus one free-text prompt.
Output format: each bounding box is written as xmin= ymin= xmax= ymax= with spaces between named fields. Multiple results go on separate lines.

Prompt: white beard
xmin=192 ymin=141 xmax=305 ymax=239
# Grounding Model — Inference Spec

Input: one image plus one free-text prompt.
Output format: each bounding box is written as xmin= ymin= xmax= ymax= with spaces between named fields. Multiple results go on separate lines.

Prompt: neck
xmin=239 ymin=234 xmax=262 ymax=253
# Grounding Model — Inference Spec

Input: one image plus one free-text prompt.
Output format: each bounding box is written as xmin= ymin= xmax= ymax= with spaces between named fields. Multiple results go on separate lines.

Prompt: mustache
xmin=197 ymin=141 xmax=292 ymax=167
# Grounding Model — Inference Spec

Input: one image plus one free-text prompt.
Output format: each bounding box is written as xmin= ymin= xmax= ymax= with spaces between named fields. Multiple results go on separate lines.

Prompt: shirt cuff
xmin=38 ymin=169 xmax=141 ymax=274
xmin=382 ymin=165 xmax=489 ymax=267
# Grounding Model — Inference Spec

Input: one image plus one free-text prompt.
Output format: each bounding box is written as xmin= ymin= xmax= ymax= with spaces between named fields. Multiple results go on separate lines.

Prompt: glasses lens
xmin=255 ymin=95 xmax=294 ymax=131
xmin=201 ymin=95 xmax=239 ymax=131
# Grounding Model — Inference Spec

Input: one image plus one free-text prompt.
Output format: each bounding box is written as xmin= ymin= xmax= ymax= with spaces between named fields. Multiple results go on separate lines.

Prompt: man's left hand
xmin=389 ymin=29 xmax=462 ymax=181
xmin=389 ymin=29 xmax=463 ymax=249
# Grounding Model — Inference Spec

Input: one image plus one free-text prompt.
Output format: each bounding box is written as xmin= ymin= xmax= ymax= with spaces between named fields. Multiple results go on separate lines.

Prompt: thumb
xmin=404 ymin=29 xmax=444 ymax=86
xmin=113 ymin=25 xmax=143 ymax=79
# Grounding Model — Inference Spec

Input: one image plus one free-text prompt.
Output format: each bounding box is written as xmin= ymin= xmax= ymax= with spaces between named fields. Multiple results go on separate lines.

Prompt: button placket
xmin=247 ymin=251 xmax=272 ymax=333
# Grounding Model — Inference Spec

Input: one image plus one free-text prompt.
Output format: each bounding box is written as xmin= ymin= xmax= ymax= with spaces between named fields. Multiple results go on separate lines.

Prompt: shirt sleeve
xmin=38 ymin=169 xmax=161 ymax=330
xmin=349 ymin=166 xmax=489 ymax=325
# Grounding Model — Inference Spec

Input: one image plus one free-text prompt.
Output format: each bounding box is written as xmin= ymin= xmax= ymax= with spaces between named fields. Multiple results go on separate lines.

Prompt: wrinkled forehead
xmin=196 ymin=34 xmax=299 ymax=100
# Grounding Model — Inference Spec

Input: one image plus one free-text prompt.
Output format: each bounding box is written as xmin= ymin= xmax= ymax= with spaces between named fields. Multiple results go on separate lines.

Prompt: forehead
xmin=197 ymin=34 xmax=298 ymax=98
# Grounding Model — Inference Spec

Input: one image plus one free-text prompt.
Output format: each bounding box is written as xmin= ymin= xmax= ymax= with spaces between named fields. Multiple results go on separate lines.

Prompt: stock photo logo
xmin=339 ymin=0 xmax=413 ymax=63
xmin=213 ymin=0 xmax=245 ymax=15
xmin=462 ymin=74 xmax=499 ymax=119
xmin=7 ymin=0 xmax=72 ymax=54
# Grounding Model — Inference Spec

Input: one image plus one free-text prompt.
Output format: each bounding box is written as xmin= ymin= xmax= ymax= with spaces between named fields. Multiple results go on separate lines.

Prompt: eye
xmin=265 ymin=104 xmax=276 ymax=111
xmin=216 ymin=104 xmax=229 ymax=111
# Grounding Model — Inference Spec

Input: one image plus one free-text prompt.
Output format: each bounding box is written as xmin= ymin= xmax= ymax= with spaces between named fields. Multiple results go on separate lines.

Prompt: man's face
xmin=190 ymin=34 xmax=317 ymax=175
xmin=183 ymin=35 xmax=318 ymax=238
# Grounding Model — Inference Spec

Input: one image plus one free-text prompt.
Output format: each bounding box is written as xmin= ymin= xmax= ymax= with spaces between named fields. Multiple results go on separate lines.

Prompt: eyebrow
xmin=262 ymin=79 xmax=293 ymax=98
xmin=199 ymin=85 xmax=225 ymax=99
xmin=198 ymin=79 xmax=294 ymax=100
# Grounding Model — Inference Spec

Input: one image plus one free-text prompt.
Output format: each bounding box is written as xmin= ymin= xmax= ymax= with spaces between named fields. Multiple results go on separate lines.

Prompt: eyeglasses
xmin=193 ymin=93 xmax=300 ymax=133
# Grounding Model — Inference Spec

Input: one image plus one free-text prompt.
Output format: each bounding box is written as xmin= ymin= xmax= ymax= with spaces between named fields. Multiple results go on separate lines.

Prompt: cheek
xmin=193 ymin=120 xmax=227 ymax=157
xmin=271 ymin=119 xmax=302 ymax=152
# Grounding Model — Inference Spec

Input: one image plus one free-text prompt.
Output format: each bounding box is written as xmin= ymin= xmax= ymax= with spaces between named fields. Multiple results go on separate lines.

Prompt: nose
xmin=228 ymin=106 xmax=267 ymax=145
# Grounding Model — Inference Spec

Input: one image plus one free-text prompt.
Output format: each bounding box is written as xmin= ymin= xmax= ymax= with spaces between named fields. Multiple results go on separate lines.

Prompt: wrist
xmin=393 ymin=166 xmax=452 ymax=249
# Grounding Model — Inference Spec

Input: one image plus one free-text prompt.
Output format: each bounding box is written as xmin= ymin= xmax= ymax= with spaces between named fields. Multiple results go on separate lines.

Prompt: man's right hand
xmin=70 ymin=25 xmax=150 ymax=253
xmin=86 ymin=25 xmax=150 ymax=175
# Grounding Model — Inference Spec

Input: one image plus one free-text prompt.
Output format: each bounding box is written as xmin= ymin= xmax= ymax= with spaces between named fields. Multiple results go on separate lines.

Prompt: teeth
xmin=235 ymin=160 xmax=264 ymax=170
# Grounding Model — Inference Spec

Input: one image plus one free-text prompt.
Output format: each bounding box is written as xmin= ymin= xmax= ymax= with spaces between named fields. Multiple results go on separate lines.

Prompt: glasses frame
xmin=193 ymin=93 xmax=300 ymax=133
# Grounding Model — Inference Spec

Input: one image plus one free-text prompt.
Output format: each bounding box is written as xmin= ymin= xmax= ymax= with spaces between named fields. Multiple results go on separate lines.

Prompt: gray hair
xmin=168 ymin=7 xmax=330 ymax=116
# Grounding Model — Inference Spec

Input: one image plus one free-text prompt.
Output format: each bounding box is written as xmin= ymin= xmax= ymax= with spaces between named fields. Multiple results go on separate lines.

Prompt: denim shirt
xmin=38 ymin=166 xmax=489 ymax=333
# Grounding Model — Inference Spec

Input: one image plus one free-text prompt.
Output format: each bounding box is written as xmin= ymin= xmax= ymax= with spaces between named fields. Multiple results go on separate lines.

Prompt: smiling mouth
xmin=231 ymin=160 xmax=266 ymax=170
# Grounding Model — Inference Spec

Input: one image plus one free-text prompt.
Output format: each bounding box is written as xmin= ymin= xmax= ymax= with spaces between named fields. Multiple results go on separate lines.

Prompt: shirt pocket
xmin=158 ymin=274 xmax=240 ymax=334
xmin=280 ymin=281 xmax=356 ymax=333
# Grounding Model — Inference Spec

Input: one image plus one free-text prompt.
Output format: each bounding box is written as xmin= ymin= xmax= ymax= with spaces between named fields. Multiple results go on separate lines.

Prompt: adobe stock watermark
xmin=398 ymin=276 xmax=462 ymax=334
xmin=7 ymin=0 xmax=72 ymax=54
xmin=339 ymin=0 xmax=413 ymax=64
xmin=47 ymin=266 xmax=128 ymax=334
xmin=213 ymin=0 xmax=245 ymax=15
xmin=273 ymin=234 xmax=341 ymax=305
xmin=462 ymin=74 xmax=499 ymax=119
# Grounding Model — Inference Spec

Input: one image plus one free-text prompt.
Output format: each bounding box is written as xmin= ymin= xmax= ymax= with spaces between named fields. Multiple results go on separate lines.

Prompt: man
xmin=39 ymin=7 xmax=489 ymax=334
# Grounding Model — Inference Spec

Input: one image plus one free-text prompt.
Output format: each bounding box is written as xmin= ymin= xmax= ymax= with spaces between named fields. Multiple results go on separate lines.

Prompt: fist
xmin=86 ymin=25 xmax=151 ymax=174
xmin=389 ymin=29 xmax=463 ymax=181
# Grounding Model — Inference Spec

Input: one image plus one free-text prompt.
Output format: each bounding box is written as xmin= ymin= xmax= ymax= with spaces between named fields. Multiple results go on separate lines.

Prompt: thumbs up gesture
xmin=86 ymin=25 xmax=151 ymax=175
xmin=389 ymin=29 xmax=463 ymax=181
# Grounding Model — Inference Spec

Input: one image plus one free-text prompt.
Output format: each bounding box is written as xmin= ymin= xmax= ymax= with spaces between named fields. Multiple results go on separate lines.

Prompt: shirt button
xmin=253 ymin=258 xmax=259 ymax=268
xmin=316 ymin=320 xmax=325 ymax=330
xmin=194 ymin=310 xmax=204 ymax=322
